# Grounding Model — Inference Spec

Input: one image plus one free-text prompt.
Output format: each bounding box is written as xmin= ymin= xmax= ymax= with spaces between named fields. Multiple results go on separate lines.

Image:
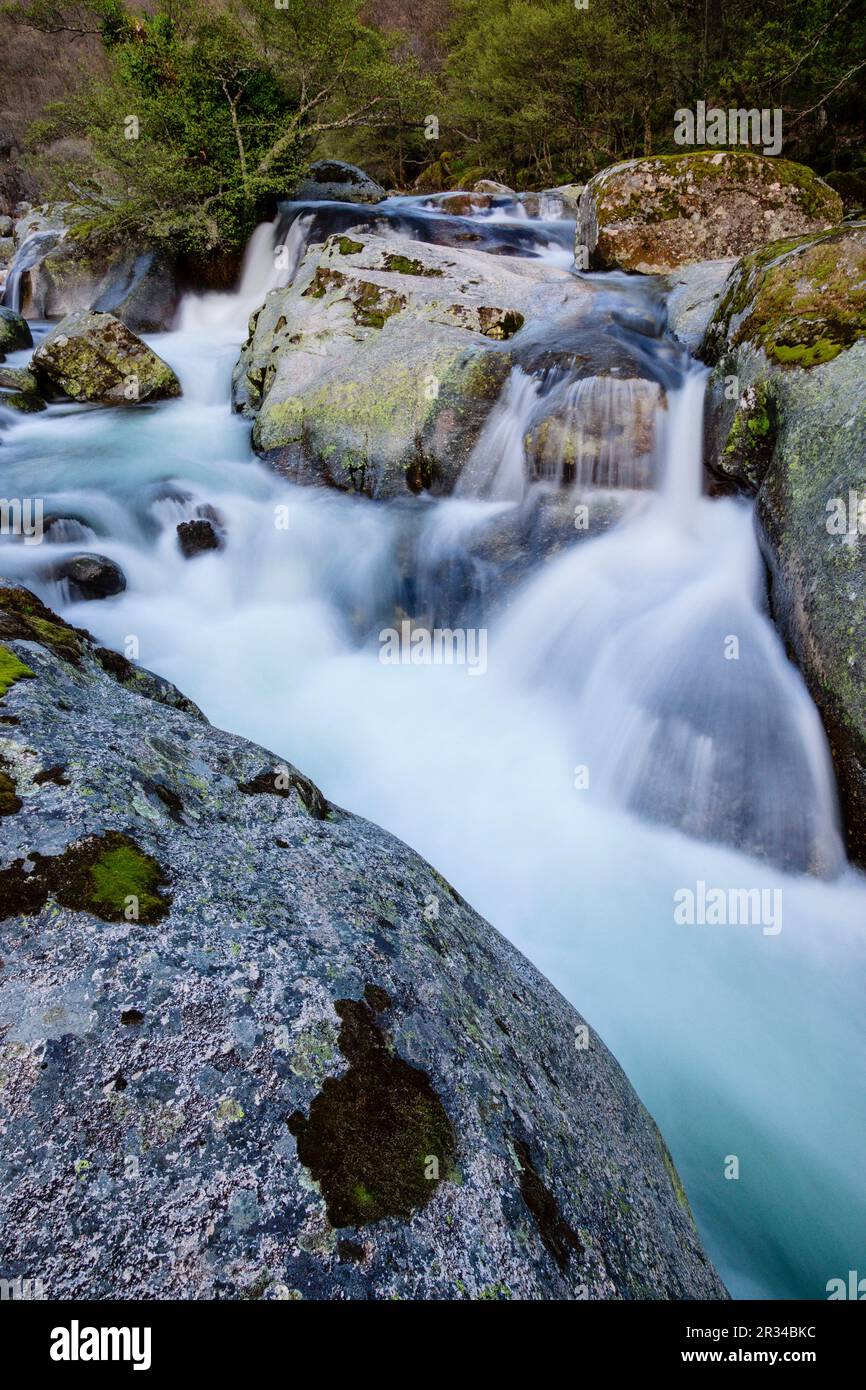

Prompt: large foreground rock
xmin=32 ymin=310 xmax=180 ymax=404
xmin=233 ymin=230 xmax=663 ymax=499
xmin=0 ymin=584 xmax=725 ymax=1299
xmin=578 ymin=152 xmax=841 ymax=273
xmin=702 ymin=222 xmax=866 ymax=862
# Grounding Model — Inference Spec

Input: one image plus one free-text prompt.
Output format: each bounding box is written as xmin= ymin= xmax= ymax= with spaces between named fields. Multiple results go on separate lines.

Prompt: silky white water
xmin=2 ymin=208 xmax=865 ymax=1300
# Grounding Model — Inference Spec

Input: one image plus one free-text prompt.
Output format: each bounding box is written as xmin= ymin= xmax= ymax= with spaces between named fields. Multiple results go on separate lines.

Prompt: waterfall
xmin=1 ymin=230 xmax=61 ymax=313
xmin=179 ymin=214 xmax=313 ymax=338
xmin=455 ymin=367 xmax=541 ymax=501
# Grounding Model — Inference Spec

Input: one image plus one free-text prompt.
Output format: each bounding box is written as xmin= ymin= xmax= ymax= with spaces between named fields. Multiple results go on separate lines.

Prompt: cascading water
xmin=1 ymin=230 xmax=61 ymax=313
xmin=2 ymin=194 xmax=865 ymax=1300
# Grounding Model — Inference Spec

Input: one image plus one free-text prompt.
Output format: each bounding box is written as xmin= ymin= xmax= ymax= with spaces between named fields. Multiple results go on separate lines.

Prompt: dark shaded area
xmin=514 ymin=1137 xmax=584 ymax=1272
xmin=287 ymin=993 xmax=455 ymax=1227
xmin=237 ymin=765 xmax=328 ymax=821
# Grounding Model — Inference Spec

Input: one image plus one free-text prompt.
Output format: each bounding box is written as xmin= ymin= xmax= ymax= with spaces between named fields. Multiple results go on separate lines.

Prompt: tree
xmin=15 ymin=0 xmax=432 ymax=252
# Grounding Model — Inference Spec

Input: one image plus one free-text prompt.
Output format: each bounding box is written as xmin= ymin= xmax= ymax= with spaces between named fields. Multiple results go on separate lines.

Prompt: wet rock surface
xmin=0 ymin=581 xmax=726 ymax=1300
xmin=701 ymin=224 xmax=866 ymax=862
xmin=233 ymin=229 xmax=591 ymax=499
xmin=43 ymin=553 xmax=127 ymax=601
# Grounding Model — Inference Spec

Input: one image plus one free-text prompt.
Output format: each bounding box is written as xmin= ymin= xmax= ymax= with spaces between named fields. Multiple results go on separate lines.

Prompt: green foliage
xmin=11 ymin=0 xmax=866 ymax=221
xmin=19 ymin=0 xmax=431 ymax=253
xmin=435 ymin=0 xmax=866 ymax=187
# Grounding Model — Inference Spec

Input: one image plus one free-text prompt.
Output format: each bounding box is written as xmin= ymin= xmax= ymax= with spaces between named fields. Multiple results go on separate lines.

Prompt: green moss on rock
xmin=584 ymin=152 xmax=842 ymax=273
xmin=382 ymin=253 xmax=443 ymax=278
xmin=1 ymin=391 xmax=46 ymax=413
xmin=0 ymin=767 xmax=21 ymax=816
xmin=705 ymin=223 xmax=866 ymax=368
xmin=0 ymin=306 xmax=33 ymax=354
xmin=0 ymin=830 xmax=170 ymax=923
xmin=287 ymin=991 xmax=456 ymax=1227
xmin=719 ymin=380 xmax=778 ymax=491
xmin=0 ymin=586 xmax=86 ymax=666
xmin=0 ymin=643 xmax=35 ymax=696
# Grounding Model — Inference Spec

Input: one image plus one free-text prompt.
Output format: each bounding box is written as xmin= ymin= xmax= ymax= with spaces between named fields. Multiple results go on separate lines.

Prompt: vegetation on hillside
xmin=1 ymin=0 xmax=863 ymax=248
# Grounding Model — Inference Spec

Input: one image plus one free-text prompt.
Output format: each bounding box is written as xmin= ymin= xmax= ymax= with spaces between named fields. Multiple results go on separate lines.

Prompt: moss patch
xmin=720 ymin=380 xmax=778 ymax=492
xmin=337 ymin=236 xmax=364 ymax=256
xmin=0 ymin=831 xmax=170 ymax=923
xmin=351 ymin=280 xmax=406 ymax=329
xmin=287 ymin=991 xmax=456 ymax=1227
xmin=706 ymin=224 xmax=866 ymax=368
xmin=0 ymin=767 xmax=21 ymax=816
xmin=0 ymin=644 xmax=35 ymax=697
xmin=1 ymin=391 xmax=46 ymax=413
xmin=382 ymin=253 xmax=443 ymax=278
xmin=0 ymin=587 xmax=86 ymax=666
xmin=514 ymin=1138 xmax=583 ymax=1272
xmin=304 ymin=267 xmax=347 ymax=299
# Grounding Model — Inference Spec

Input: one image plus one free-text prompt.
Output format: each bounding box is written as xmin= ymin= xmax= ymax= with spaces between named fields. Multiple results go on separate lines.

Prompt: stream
xmin=2 ymin=194 xmax=865 ymax=1299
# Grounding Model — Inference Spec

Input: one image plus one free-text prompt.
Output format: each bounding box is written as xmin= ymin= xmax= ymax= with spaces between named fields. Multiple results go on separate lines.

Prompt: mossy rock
xmin=703 ymin=222 xmax=866 ymax=369
xmin=0 ymin=306 xmax=33 ymax=354
xmin=0 ymin=830 xmax=170 ymax=923
xmin=0 ymin=643 xmax=35 ymax=697
xmin=0 ymin=582 xmax=725 ymax=1299
xmin=1 ymin=390 xmax=46 ymax=413
xmin=0 ymin=365 xmax=39 ymax=393
xmin=32 ymin=308 xmax=181 ymax=404
xmin=578 ymin=152 xmax=842 ymax=273
xmin=708 ymin=379 xmax=778 ymax=492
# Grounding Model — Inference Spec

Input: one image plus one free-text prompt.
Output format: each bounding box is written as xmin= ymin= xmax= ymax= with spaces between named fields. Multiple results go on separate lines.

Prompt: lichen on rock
xmin=578 ymin=152 xmax=842 ymax=273
xmin=32 ymin=308 xmax=181 ymax=404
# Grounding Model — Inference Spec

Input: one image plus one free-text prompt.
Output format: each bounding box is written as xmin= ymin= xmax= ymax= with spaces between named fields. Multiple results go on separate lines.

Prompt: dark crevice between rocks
xmin=287 ymin=990 xmax=456 ymax=1228
xmin=514 ymin=1137 xmax=584 ymax=1273
xmin=237 ymin=765 xmax=329 ymax=820
xmin=0 ymin=830 xmax=171 ymax=923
